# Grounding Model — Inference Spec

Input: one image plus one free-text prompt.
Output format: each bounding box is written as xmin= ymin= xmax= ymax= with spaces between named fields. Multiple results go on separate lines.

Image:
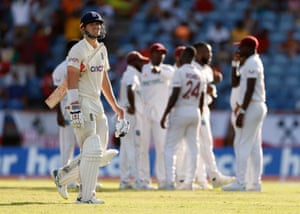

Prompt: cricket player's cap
xmin=173 ymin=46 xmax=186 ymax=58
xmin=150 ymin=43 xmax=168 ymax=54
xmin=126 ymin=51 xmax=149 ymax=64
xmin=80 ymin=11 xmax=104 ymax=25
xmin=234 ymin=35 xmax=259 ymax=49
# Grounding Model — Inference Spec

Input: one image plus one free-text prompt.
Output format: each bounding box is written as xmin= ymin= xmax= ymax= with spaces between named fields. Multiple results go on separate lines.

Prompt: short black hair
xmin=193 ymin=41 xmax=208 ymax=51
xmin=65 ymin=40 xmax=79 ymax=56
xmin=180 ymin=46 xmax=196 ymax=64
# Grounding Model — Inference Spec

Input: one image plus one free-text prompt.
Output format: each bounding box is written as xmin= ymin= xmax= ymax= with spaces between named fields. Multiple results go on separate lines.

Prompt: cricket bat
xmin=45 ymin=78 xmax=67 ymax=109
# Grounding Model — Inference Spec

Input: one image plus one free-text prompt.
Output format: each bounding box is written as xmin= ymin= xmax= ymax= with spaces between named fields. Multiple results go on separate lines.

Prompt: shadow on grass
xmin=0 ymin=186 xmax=125 ymax=193
xmin=0 ymin=202 xmax=69 ymax=206
xmin=0 ymin=186 xmax=54 ymax=191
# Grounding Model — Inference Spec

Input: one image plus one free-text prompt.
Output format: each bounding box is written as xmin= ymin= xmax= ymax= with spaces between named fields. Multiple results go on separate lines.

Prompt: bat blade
xmin=45 ymin=78 xmax=67 ymax=109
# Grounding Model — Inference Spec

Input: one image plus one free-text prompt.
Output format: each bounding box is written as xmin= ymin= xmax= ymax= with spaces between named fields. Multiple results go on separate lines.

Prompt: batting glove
xmin=69 ymin=103 xmax=84 ymax=128
xmin=115 ymin=119 xmax=130 ymax=138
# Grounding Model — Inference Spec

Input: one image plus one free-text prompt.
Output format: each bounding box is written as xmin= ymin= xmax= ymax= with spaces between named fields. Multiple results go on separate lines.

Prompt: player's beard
xmin=84 ymin=25 xmax=106 ymax=40
xmin=200 ymin=57 xmax=209 ymax=65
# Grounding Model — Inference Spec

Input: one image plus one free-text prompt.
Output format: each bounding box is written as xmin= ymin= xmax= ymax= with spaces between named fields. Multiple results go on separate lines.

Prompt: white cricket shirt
xmin=67 ymin=38 xmax=110 ymax=114
xmin=141 ymin=62 xmax=174 ymax=119
xmin=238 ymin=54 xmax=266 ymax=104
xmin=172 ymin=63 xmax=205 ymax=108
xmin=119 ymin=65 xmax=144 ymax=114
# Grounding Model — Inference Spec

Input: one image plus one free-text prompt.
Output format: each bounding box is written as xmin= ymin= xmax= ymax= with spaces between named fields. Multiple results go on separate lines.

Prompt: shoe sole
xmin=76 ymin=199 xmax=105 ymax=204
xmin=212 ymin=177 xmax=236 ymax=188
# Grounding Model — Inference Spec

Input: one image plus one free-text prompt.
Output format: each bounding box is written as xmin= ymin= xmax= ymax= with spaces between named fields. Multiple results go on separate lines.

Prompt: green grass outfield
xmin=0 ymin=178 xmax=299 ymax=214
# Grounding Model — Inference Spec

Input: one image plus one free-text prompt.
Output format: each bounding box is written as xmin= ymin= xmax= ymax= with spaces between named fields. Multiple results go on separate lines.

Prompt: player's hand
xmin=127 ymin=105 xmax=135 ymax=115
xmin=160 ymin=115 xmax=167 ymax=129
xmin=113 ymin=104 xmax=124 ymax=119
xmin=69 ymin=103 xmax=84 ymax=128
xmin=57 ymin=112 xmax=66 ymax=127
xmin=233 ymin=52 xmax=240 ymax=61
xmin=234 ymin=104 xmax=240 ymax=116
xmin=236 ymin=113 xmax=244 ymax=128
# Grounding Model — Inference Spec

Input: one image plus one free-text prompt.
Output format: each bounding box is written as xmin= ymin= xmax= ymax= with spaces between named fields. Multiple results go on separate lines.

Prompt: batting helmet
xmin=80 ymin=11 xmax=106 ymax=40
xmin=80 ymin=11 xmax=104 ymax=25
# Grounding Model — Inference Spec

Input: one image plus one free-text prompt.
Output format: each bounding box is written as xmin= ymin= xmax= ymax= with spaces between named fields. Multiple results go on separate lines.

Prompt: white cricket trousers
xmin=196 ymin=106 xmax=221 ymax=182
xmin=233 ymin=101 xmax=267 ymax=187
xmin=138 ymin=113 xmax=166 ymax=186
xmin=165 ymin=107 xmax=200 ymax=185
xmin=59 ymin=125 xmax=77 ymax=166
xmin=119 ymin=113 xmax=138 ymax=183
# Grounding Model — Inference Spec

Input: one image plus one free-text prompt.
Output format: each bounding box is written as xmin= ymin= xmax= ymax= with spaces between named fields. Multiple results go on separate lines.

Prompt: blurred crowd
xmin=118 ymin=0 xmax=300 ymax=110
xmin=0 ymin=0 xmax=139 ymax=110
xmin=0 ymin=0 xmax=300 ymax=111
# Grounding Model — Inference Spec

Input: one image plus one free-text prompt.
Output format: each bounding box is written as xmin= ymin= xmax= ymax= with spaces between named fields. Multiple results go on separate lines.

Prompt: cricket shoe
xmin=211 ymin=174 xmax=236 ymax=188
xmin=99 ymin=149 xmax=119 ymax=167
xmin=193 ymin=181 xmax=213 ymax=190
xmin=176 ymin=182 xmax=192 ymax=190
xmin=159 ymin=182 xmax=175 ymax=190
xmin=222 ymin=182 xmax=246 ymax=192
xmin=51 ymin=169 xmax=69 ymax=199
xmin=137 ymin=184 xmax=156 ymax=190
xmin=134 ymin=181 xmax=156 ymax=190
xmin=246 ymin=183 xmax=262 ymax=192
xmin=119 ymin=181 xmax=133 ymax=190
xmin=76 ymin=197 xmax=104 ymax=204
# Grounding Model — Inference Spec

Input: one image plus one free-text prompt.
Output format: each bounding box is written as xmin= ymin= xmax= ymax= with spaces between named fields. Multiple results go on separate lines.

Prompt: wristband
xmin=67 ymin=89 xmax=79 ymax=104
xmin=232 ymin=61 xmax=240 ymax=67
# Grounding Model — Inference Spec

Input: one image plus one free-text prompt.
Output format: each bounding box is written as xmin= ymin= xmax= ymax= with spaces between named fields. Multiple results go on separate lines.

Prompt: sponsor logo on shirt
xmin=186 ymin=72 xmax=199 ymax=80
xmin=68 ymin=57 xmax=79 ymax=63
xmin=90 ymin=65 xmax=104 ymax=72
xmin=142 ymin=79 xmax=162 ymax=86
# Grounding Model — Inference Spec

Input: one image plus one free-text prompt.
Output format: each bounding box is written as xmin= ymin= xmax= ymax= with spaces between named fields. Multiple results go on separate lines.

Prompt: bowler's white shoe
xmin=99 ymin=149 xmax=119 ymax=167
xmin=246 ymin=184 xmax=262 ymax=192
xmin=76 ymin=197 xmax=104 ymax=204
xmin=194 ymin=181 xmax=213 ymax=190
xmin=119 ymin=181 xmax=133 ymax=190
xmin=159 ymin=182 xmax=175 ymax=190
xmin=135 ymin=181 xmax=156 ymax=190
xmin=222 ymin=182 xmax=246 ymax=191
xmin=176 ymin=182 xmax=192 ymax=190
xmin=211 ymin=174 xmax=236 ymax=188
xmin=51 ymin=169 xmax=69 ymax=199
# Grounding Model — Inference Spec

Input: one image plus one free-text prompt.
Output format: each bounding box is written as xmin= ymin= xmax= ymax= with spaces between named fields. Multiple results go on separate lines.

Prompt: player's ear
xmin=80 ymin=23 xmax=85 ymax=30
xmin=80 ymin=24 xmax=85 ymax=35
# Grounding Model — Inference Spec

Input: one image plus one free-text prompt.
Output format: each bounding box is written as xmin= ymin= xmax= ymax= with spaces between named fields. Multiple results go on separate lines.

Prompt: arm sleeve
xmin=160 ymin=65 xmax=174 ymax=80
xmin=67 ymin=47 xmax=83 ymax=70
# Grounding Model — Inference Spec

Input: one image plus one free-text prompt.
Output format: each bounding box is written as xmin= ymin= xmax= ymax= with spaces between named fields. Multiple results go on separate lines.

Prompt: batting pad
xmin=58 ymin=149 xmax=118 ymax=186
xmin=80 ymin=134 xmax=102 ymax=201
xmin=59 ymin=156 xmax=80 ymax=185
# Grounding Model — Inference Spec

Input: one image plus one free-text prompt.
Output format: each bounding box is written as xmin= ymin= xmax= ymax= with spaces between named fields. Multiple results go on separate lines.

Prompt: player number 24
xmin=182 ymin=80 xmax=200 ymax=99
